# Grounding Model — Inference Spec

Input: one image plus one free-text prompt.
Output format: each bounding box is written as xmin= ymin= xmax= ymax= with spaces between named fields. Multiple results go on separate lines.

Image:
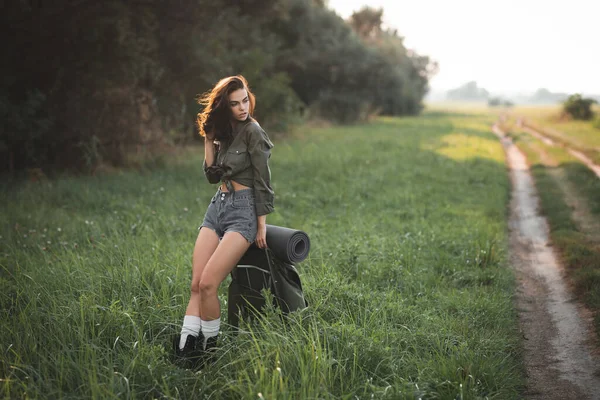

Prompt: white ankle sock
xmin=179 ymin=315 xmax=201 ymax=350
xmin=201 ymin=318 xmax=220 ymax=349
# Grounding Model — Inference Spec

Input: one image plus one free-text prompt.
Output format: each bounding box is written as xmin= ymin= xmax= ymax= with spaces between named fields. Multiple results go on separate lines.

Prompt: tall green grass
xmin=1 ymin=111 xmax=524 ymax=398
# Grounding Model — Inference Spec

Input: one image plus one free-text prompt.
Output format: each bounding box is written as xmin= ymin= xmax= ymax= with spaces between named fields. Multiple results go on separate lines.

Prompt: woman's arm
xmin=203 ymin=136 xmax=222 ymax=184
xmin=247 ymin=125 xmax=274 ymax=216
xmin=256 ymin=215 xmax=267 ymax=249
xmin=247 ymin=123 xmax=274 ymax=249
xmin=204 ymin=136 xmax=216 ymax=167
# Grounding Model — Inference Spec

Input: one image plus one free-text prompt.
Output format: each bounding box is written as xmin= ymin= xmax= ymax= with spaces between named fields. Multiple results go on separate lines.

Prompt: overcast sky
xmin=328 ymin=0 xmax=599 ymax=95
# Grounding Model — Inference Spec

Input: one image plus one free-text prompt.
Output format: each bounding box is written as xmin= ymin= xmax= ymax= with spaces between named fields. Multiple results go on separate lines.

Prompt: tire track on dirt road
xmin=522 ymin=140 xmax=600 ymax=243
xmin=493 ymin=124 xmax=600 ymax=400
xmin=517 ymin=120 xmax=600 ymax=179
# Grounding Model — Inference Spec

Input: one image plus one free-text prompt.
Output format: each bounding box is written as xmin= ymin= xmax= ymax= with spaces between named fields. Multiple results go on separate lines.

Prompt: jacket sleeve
xmin=203 ymin=142 xmax=222 ymax=184
xmin=203 ymin=161 xmax=223 ymax=184
xmin=247 ymin=124 xmax=274 ymax=216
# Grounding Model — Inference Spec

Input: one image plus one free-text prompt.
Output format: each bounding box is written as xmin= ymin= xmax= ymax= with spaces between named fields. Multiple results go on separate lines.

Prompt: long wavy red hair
xmin=196 ymin=75 xmax=256 ymax=142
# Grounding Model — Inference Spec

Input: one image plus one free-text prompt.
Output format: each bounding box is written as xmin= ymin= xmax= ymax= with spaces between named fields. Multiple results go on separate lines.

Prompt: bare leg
xmin=198 ymin=231 xmax=252 ymax=320
xmin=185 ymin=227 xmax=220 ymax=317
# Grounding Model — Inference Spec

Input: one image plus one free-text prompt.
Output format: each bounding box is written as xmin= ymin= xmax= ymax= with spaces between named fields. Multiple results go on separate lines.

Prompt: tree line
xmin=1 ymin=0 xmax=437 ymax=173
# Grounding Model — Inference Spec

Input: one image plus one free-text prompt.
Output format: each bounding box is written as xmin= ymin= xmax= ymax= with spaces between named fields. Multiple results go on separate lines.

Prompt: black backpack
xmin=227 ymin=247 xmax=308 ymax=328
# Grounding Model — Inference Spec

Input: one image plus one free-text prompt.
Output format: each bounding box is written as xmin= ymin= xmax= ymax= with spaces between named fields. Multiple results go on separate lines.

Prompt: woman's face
xmin=228 ymin=88 xmax=249 ymax=122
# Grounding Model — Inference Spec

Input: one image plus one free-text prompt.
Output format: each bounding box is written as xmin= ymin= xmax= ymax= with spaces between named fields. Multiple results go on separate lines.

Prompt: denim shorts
xmin=200 ymin=188 xmax=258 ymax=243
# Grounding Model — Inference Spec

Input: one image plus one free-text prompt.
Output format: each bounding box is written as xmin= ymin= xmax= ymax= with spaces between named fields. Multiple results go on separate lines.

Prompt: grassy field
xmin=1 ymin=111 xmax=525 ymax=399
xmin=505 ymin=104 xmax=600 ymax=163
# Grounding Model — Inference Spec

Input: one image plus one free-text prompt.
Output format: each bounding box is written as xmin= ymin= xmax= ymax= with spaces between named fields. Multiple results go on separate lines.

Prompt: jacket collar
xmin=232 ymin=117 xmax=253 ymax=137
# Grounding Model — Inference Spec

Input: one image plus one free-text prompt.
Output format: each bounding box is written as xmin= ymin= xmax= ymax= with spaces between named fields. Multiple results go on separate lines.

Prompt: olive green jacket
xmin=204 ymin=119 xmax=274 ymax=216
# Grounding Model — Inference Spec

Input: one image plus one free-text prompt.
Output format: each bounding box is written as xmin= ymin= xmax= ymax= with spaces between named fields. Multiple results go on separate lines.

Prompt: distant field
xmin=425 ymin=101 xmax=490 ymax=114
xmin=508 ymin=104 xmax=600 ymax=154
xmin=1 ymin=111 xmax=524 ymax=398
xmin=429 ymin=101 xmax=600 ymax=163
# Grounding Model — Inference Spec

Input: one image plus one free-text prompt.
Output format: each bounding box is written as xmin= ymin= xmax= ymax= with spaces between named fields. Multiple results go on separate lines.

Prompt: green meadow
xmin=508 ymin=104 xmax=600 ymax=163
xmin=1 ymin=111 xmax=524 ymax=399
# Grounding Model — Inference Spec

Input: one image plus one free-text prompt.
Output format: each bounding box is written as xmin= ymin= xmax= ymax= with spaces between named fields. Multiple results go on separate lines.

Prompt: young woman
xmin=173 ymin=75 xmax=274 ymax=367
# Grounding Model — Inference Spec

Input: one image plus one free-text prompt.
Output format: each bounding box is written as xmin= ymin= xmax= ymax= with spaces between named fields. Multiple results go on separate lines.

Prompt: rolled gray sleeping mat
xmin=252 ymin=224 xmax=310 ymax=264
xmin=229 ymin=247 xmax=309 ymax=328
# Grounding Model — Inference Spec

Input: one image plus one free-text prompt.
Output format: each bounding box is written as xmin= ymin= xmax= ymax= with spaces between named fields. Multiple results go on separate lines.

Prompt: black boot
xmin=202 ymin=335 xmax=219 ymax=367
xmin=172 ymin=334 xmax=204 ymax=369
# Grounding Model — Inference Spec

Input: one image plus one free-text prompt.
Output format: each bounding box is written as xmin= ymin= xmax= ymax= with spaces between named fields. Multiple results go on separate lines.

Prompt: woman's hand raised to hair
xmin=204 ymin=131 xmax=215 ymax=141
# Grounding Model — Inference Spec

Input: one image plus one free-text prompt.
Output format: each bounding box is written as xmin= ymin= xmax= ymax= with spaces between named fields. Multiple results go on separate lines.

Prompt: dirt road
xmin=519 ymin=123 xmax=600 ymax=179
xmin=493 ymin=125 xmax=600 ymax=400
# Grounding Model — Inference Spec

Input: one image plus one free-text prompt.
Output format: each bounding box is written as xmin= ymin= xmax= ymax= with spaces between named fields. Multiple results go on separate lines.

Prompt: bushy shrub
xmin=1 ymin=0 xmax=435 ymax=173
xmin=563 ymin=93 xmax=597 ymax=120
xmin=311 ymin=91 xmax=372 ymax=124
xmin=0 ymin=89 xmax=54 ymax=172
xmin=488 ymin=97 xmax=514 ymax=107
